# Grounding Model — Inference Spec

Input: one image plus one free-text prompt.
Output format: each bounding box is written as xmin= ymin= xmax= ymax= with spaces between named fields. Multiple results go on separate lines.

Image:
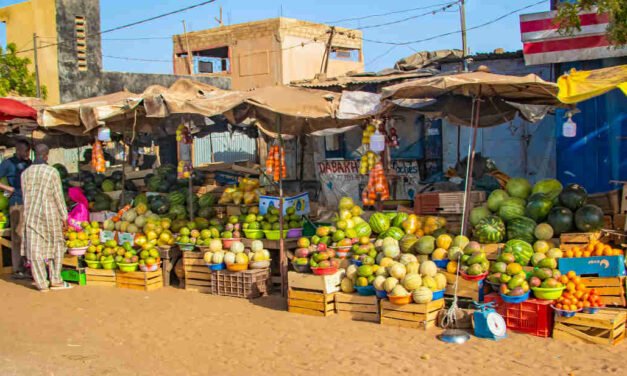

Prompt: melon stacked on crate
xmin=558 ymin=232 xmax=626 ymax=307
xmin=287 ymin=270 xmax=343 ymax=317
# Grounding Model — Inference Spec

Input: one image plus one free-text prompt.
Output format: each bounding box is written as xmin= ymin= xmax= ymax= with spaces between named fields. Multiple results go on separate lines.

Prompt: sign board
xmin=117 ymin=232 xmax=136 ymax=246
xmin=259 ymin=192 xmax=310 ymax=216
xmin=317 ymin=160 xmax=421 ymax=207
xmin=99 ymin=230 xmax=116 ymax=243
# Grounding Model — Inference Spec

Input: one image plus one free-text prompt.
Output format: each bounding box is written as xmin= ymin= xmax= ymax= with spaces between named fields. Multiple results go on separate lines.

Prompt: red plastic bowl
xmin=311 ymin=266 xmax=338 ymax=275
xmin=460 ymin=270 xmax=488 ymax=281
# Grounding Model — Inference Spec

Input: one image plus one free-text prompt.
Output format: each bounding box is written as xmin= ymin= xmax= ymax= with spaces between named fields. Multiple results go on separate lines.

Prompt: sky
xmin=0 ymin=0 xmax=551 ymax=74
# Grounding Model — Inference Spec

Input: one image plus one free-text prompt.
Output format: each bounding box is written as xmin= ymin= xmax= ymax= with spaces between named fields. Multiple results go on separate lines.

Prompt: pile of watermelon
xmin=472 ymin=178 xmax=605 ymax=245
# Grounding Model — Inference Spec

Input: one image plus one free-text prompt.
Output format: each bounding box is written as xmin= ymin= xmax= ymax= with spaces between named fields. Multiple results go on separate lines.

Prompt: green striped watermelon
xmin=503 ymin=239 xmax=534 ymax=266
xmin=498 ymin=197 xmax=526 ymax=222
xmin=473 ymin=216 xmax=505 ymax=243
xmin=384 ymin=226 xmax=405 ymax=241
xmin=368 ymin=213 xmax=390 ymax=234
xmin=507 ymin=216 xmax=537 ymax=244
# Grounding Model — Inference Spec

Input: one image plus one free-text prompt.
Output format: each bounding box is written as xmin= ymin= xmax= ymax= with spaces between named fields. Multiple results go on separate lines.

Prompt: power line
xmin=364 ymin=45 xmax=397 ymax=67
xmin=103 ymin=55 xmax=171 ymax=63
xmin=14 ymin=0 xmax=217 ymax=54
xmin=358 ymin=0 xmax=545 ymax=46
xmin=324 ymin=1 xmax=459 ymax=25
xmin=356 ymin=2 xmax=458 ymax=30
xmin=102 ymin=37 xmax=172 ymax=41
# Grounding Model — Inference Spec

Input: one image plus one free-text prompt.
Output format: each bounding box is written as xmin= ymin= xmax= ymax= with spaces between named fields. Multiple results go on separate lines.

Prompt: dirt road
xmin=0 ymin=278 xmax=623 ymax=375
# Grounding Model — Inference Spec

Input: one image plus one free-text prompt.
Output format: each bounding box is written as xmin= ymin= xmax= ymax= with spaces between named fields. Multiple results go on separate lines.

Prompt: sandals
xmin=50 ymin=281 xmax=74 ymax=290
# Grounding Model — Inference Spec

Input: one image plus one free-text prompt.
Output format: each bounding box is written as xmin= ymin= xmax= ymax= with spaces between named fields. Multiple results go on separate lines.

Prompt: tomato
xmin=589 ymin=288 xmax=597 ymax=295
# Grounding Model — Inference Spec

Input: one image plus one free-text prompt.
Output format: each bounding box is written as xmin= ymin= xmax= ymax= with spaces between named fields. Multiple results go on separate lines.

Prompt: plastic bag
xmin=68 ymin=187 xmax=90 ymax=231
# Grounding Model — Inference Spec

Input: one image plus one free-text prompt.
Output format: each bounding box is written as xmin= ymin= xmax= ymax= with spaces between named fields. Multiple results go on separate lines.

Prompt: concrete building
xmin=172 ymin=17 xmax=364 ymax=90
xmin=0 ymin=0 xmax=228 ymax=104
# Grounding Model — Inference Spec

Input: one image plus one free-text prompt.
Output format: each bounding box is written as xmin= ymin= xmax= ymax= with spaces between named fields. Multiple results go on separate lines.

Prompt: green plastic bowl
xmin=263 ymin=230 xmax=288 ymax=240
xmin=85 ymin=259 xmax=102 ymax=269
xmin=244 ymin=229 xmax=264 ymax=239
xmin=531 ymin=286 xmax=565 ymax=300
xmin=117 ymin=262 xmax=138 ymax=272
xmin=101 ymin=260 xmax=116 ymax=270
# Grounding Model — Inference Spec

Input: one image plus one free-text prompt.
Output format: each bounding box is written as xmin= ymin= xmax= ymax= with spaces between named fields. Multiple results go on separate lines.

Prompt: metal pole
xmin=33 ymin=33 xmax=41 ymax=98
xmin=459 ymin=0 xmax=469 ymax=72
xmin=182 ymin=21 xmax=194 ymax=75
xmin=461 ymin=91 xmax=482 ymax=235
xmin=277 ymin=116 xmax=287 ymax=298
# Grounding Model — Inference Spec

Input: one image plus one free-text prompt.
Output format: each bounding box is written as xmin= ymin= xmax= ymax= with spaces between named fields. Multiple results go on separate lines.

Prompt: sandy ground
xmin=0 ymin=277 xmax=624 ymax=376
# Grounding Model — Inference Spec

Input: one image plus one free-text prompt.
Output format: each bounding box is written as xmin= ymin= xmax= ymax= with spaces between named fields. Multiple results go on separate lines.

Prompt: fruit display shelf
xmin=182 ymin=251 xmax=212 ymax=293
xmin=334 ymin=293 xmax=379 ymax=323
xmin=379 ymin=299 xmax=445 ymax=330
xmin=553 ymin=309 xmax=626 ymax=346
xmin=287 ymin=288 xmax=335 ymax=317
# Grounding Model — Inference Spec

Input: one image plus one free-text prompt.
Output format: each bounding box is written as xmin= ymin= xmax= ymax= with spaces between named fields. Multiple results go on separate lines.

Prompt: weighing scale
xmin=473 ymin=302 xmax=506 ymax=340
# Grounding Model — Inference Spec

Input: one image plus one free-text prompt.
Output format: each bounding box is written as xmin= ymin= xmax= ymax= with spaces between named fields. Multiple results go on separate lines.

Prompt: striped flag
xmin=520 ymin=9 xmax=627 ymax=65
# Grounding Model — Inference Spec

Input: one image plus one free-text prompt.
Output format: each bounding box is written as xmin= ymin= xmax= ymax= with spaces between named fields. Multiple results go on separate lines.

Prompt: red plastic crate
xmin=484 ymin=293 xmax=554 ymax=337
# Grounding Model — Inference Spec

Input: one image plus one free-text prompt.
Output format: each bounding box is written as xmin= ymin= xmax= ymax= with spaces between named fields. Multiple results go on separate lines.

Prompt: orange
xmin=573 ymin=276 xmax=581 ymax=284
xmin=586 ymin=243 xmax=595 ymax=252
xmin=566 ymin=282 xmax=576 ymax=292
xmin=560 ymin=276 xmax=569 ymax=285
xmin=562 ymin=298 xmax=571 ymax=306
xmin=593 ymin=248 xmax=604 ymax=256
xmin=574 ymin=290 xmax=584 ymax=299
xmin=603 ymin=248 xmax=613 ymax=256
xmin=576 ymin=301 xmax=584 ymax=309
xmin=583 ymin=251 xmax=592 ymax=257
xmin=575 ymin=250 xmax=583 ymax=258
xmin=555 ymin=303 xmax=563 ymax=310
xmin=567 ymin=271 xmax=576 ymax=279
xmin=595 ymin=243 xmax=604 ymax=251
xmin=565 ymin=250 xmax=574 ymax=258
xmin=583 ymin=301 xmax=591 ymax=308
xmin=569 ymin=304 xmax=578 ymax=311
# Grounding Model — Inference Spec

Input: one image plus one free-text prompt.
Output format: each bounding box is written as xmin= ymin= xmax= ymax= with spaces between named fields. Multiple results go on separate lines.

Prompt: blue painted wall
xmin=555 ymin=57 xmax=627 ymax=193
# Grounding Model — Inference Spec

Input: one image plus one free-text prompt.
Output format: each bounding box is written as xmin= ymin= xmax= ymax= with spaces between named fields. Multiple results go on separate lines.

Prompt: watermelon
xmin=134 ymin=193 xmax=148 ymax=206
xmin=354 ymin=222 xmax=372 ymax=237
xmin=168 ymin=191 xmax=186 ymax=206
xmin=392 ymin=213 xmax=409 ymax=228
xmin=547 ymin=206 xmax=574 ymax=235
xmin=369 ymin=213 xmax=390 ymax=234
xmin=473 ymin=216 xmax=505 ymax=243
xmin=101 ymin=179 xmax=115 ymax=192
xmin=525 ymin=193 xmax=553 ymax=222
xmin=199 ymin=193 xmax=216 ymax=208
xmin=559 ymin=183 xmax=587 ymax=211
xmin=150 ymin=196 xmax=170 ymax=215
xmin=498 ymin=197 xmax=526 ymax=222
xmin=384 ymin=226 xmax=405 ymax=241
xmin=93 ymin=200 xmax=110 ymax=211
xmin=487 ymin=189 xmax=509 ymax=212
xmin=507 ymin=216 xmax=537 ymax=244
xmin=574 ymin=204 xmax=604 ymax=232
xmin=506 ymin=178 xmax=532 ymax=199
xmin=504 ymin=239 xmax=534 ymax=266
xmin=147 ymin=176 xmax=162 ymax=192
xmin=198 ymin=206 xmax=215 ymax=219
xmin=470 ymin=206 xmax=491 ymax=227
xmin=400 ymin=234 xmax=419 ymax=253
xmin=531 ymin=179 xmax=563 ymax=201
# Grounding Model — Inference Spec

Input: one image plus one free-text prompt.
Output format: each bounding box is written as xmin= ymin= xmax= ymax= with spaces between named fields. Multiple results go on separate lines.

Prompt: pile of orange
xmin=554 ymin=271 xmax=603 ymax=311
xmin=564 ymin=239 xmax=623 ymax=258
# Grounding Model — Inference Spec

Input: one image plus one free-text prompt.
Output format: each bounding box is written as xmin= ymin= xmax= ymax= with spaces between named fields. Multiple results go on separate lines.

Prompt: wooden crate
xmin=211 ymin=269 xmax=270 ymax=299
xmin=380 ymin=299 xmax=445 ymax=330
xmin=443 ymin=271 xmax=486 ymax=301
xmin=559 ymin=232 xmax=602 ymax=251
xmin=414 ymin=191 xmax=485 ymax=215
xmin=116 ymin=270 xmax=163 ymax=291
xmin=62 ymin=255 xmax=80 ymax=268
xmin=85 ymin=268 xmax=116 ymax=287
xmin=182 ymin=251 xmax=212 ymax=293
xmin=334 ymin=293 xmax=379 ymax=322
xmin=287 ymin=270 xmax=344 ymax=294
xmin=553 ymin=309 xmax=626 ymax=346
xmin=580 ymin=277 xmax=626 ymax=307
xmin=287 ymin=288 xmax=335 ymax=317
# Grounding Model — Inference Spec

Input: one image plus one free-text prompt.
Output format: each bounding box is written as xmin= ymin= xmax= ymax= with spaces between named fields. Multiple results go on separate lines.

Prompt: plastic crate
xmin=484 ymin=293 xmax=554 ymax=337
xmin=211 ymin=269 xmax=271 ymax=299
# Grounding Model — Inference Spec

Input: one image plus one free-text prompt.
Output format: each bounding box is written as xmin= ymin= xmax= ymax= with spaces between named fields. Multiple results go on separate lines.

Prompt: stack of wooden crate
xmin=287 ymin=270 xmax=342 ymax=317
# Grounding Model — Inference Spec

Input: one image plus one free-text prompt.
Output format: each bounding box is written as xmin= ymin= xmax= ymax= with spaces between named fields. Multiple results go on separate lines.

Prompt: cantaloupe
xmin=412 ymin=287 xmax=433 ymax=304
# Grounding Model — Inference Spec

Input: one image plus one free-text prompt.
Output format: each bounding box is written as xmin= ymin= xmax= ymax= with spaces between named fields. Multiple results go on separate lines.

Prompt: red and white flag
xmin=520 ymin=9 xmax=627 ymax=65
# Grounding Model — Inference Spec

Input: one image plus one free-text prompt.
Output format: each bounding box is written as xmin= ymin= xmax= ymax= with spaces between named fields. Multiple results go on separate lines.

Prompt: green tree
xmin=0 ymin=43 xmax=47 ymax=99
xmin=555 ymin=0 xmax=627 ymax=46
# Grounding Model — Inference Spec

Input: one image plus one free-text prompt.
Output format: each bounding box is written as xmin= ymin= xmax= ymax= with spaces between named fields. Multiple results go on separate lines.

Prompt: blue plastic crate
xmin=558 ymin=255 xmax=626 ymax=277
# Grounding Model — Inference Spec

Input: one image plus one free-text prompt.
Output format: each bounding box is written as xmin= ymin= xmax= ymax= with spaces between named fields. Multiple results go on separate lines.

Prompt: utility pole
xmin=214 ymin=6 xmax=223 ymax=26
xmin=459 ymin=0 xmax=469 ymax=72
xmin=33 ymin=33 xmax=41 ymax=98
xmin=319 ymin=27 xmax=336 ymax=75
xmin=182 ymin=21 xmax=194 ymax=75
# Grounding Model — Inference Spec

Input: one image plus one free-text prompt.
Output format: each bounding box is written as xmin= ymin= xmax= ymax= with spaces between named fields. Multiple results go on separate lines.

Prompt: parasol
xmin=0 ymin=98 xmax=38 ymax=121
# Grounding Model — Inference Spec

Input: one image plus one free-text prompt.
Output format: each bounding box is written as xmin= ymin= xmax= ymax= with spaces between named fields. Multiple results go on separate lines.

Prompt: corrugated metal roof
xmin=193 ymin=131 xmax=257 ymax=166
xmin=291 ymin=70 xmax=436 ymax=89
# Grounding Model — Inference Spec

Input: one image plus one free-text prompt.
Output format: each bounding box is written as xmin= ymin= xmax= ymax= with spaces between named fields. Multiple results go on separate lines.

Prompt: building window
xmin=330 ymin=48 xmax=360 ymax=62
xmin=75 ymin=16 xmax=87 ymax=71
xmin=177 ymin=46 xmax=230 ymax=74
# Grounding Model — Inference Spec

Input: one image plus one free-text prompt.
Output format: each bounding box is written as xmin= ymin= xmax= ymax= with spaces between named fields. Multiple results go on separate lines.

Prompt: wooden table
xmin=0 ymin=228 xmax=12 ymax=274
xmin=241 ymin=238 xmax=298 ymax=295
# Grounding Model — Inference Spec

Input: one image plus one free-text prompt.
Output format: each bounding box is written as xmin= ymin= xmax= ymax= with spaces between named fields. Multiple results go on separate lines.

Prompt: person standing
xmin=0 ymin=139 xmax=32 ymax=279
xmin=21 ymin=144 xmax=71 ymax=291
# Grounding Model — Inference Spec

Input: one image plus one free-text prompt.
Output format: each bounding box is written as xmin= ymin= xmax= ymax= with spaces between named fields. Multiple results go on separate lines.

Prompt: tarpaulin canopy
xmin=0 ymin=98 xmax=37 ymax=121
xmin=382 ymin=68 xmax=561 ymax=106
xmin=557 ymin=65 xmax=627 ymax=104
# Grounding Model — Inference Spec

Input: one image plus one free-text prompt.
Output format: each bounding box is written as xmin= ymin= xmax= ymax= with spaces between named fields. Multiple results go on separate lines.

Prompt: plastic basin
xmin=207 ymin=263 xmax=226 ymax=271
xmin=291 ymin=263 xmax=311 ymax=273
xmin=388 ymin=295 xmax=412 ymax=305
xmin=101 ymin=260 xmax=116 ymax=270
xmin=432 ymin=289 xmax=445 ymax=301
xmin=552 ymin=305 xmax=581 ymax=318
xmin=68 ymin=246 xmax=88 ymax=256
xmin=243 ymin=230 xmax=264 ymax=239
xmin=177 ymin=243 xmax=196 ymax=252
xmin=222 ymin=238 xmax=241 ymax=249
xmin=85 ymin=260 xmax=101 ymax=269
xmin=226 ymin=263 xmax=248 ymax=272
xmin=433 ymin=259 xmax=449 ymax=269
xmin=461 ymin=271 xmax=488 ymax=281
xmin=249 ymin=260 xmax=271 ymax=269
xmin=264 ymin=230 xmax=288 ymax=240
xmin=311 ymin=266 xmax=338 ymax=276
xmin=375 ymin=289 xmax=388 ymax=299
xmin=354 ymin=285 xmax=376 ymax=296
xmin=287 ymin=228 xmax=303 ymax=238
xmin=531 ymin=286 xmax=565 ymax=300
xmin=117 ymin=263 xmax=138 ymax=272
xmin=139 ymin=263 xmax=159 ymax=272
xmin=500 ymin=291 xmax=530 ymax=304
